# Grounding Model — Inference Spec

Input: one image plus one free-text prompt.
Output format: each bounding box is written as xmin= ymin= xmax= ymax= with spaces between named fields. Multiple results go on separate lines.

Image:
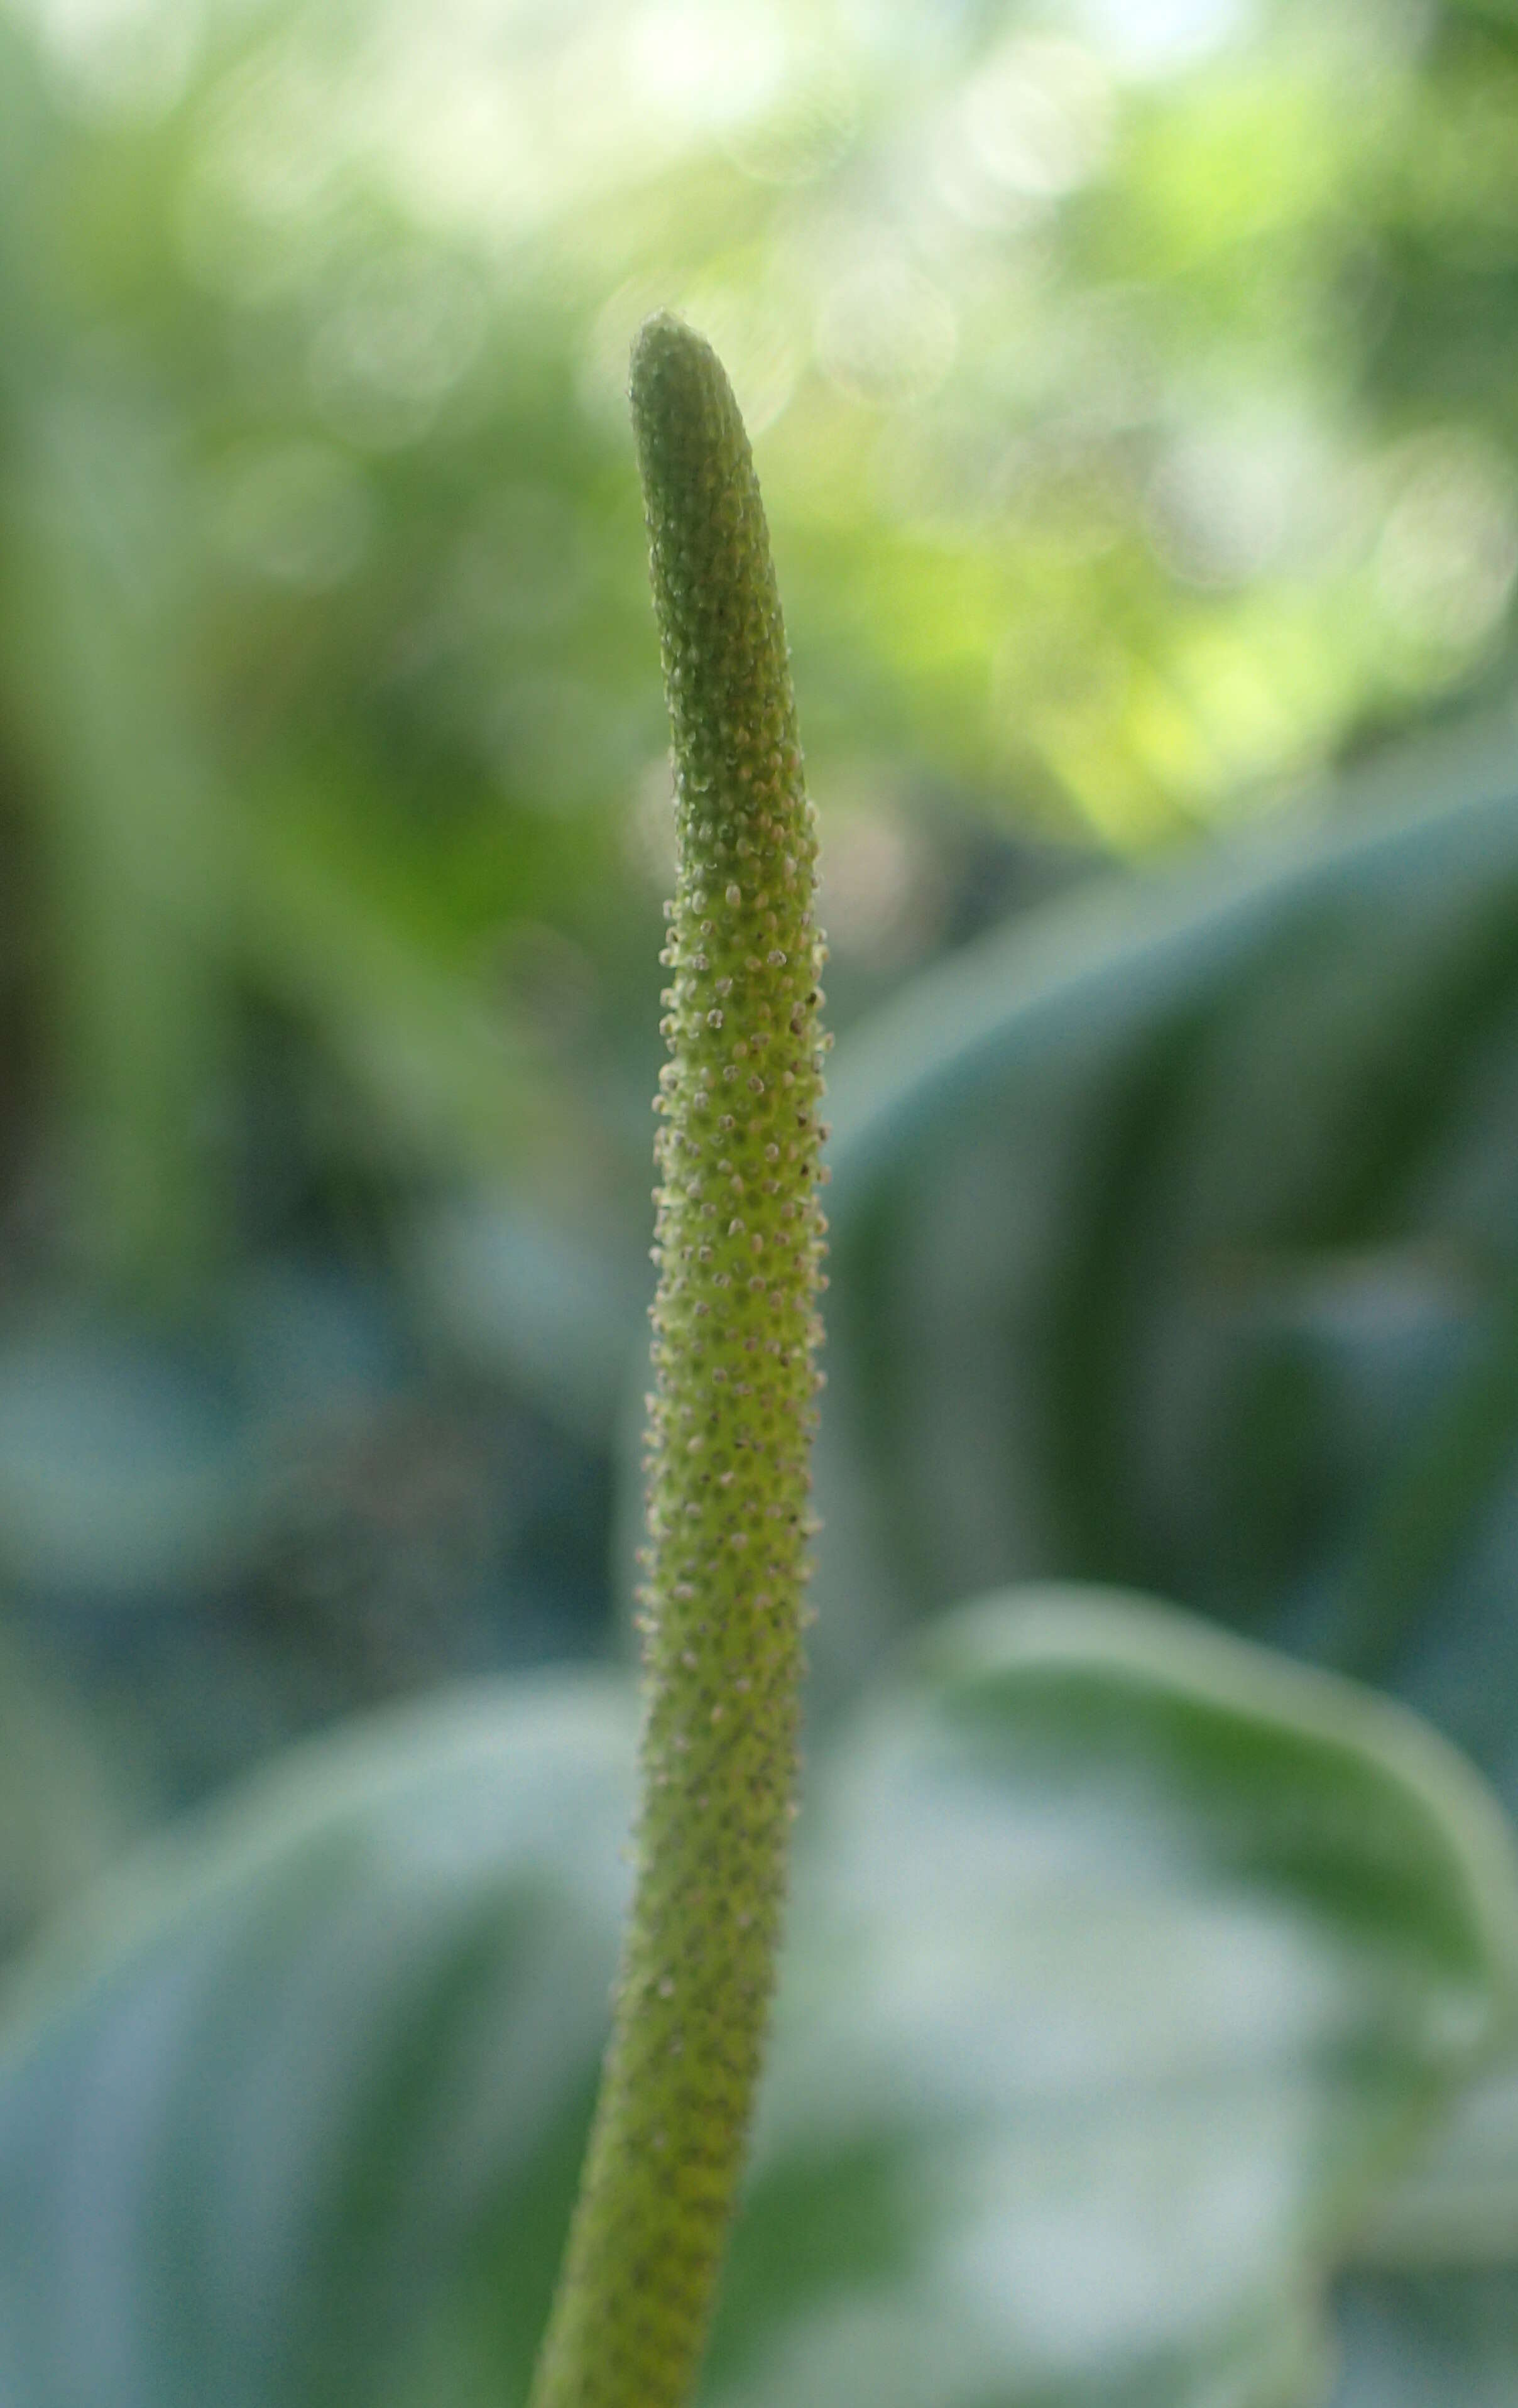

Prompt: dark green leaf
xmin=0 ymin=1676 xmax=636 ymax=2408
xmin=1333 ymin=2266 xmax=1518 ymax=2407
xmin=818 ymin=757 xmax=1518 ymax=1828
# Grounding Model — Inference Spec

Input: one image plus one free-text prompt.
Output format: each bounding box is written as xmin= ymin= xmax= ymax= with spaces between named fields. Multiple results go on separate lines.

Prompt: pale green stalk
xmin=525 ymin=315 xmax=828 ymax=2408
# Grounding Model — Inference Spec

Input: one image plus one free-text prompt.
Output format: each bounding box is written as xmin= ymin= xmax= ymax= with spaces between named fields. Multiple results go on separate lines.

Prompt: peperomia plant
xmin=3 ymin=324 xmax=1518 ymax=2408
xmin=528 ymin=314 xmax=829 ymax=2408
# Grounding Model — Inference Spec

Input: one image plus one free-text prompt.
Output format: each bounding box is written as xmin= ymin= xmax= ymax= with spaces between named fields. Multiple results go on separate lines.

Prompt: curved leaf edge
xmin=902 ymin=1584 xmax=1518 ymax=2271
xmin=1352 ymin=2059 xmax=1518 ymax=2272
xmin=0 ymin=1667 xmax=640 ymax=2066
xmin=911 ymin=1584 xmax=1518 ymax=1997
xmin=826 ymin=742 xmax=1518 ymax=1212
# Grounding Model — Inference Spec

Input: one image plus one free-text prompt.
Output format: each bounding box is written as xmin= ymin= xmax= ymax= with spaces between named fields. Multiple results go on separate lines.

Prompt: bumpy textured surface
xmin=526 ymin=316 xmax=829 ymax=2408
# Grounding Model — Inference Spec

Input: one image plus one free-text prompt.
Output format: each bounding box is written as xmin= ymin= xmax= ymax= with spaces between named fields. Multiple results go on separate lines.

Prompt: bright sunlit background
xmin=2 ymin=0 xmax=1518 ymax=1935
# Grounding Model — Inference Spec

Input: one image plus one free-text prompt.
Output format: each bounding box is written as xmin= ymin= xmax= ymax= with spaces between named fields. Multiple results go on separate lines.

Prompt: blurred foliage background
xmin=4 ymin=0 xmax=1518 ymax=1943
xmin=12 ymin=3 xmax=1518 ymax=2402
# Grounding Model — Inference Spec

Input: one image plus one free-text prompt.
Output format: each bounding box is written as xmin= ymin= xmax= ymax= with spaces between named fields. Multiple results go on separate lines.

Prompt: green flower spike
xmin=527 ymin=315 xmax=830 ymax=2408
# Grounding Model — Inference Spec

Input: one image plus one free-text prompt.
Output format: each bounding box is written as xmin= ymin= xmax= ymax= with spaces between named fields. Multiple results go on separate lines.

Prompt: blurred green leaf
xmin=1360 ymin=2064 xmax=1518 ymax=2271
xmin=817 ymin=746 xmax=1518 ymax=1805
xmin=0 ymin=1673 xmax=638 ymax=2408
xmin=705 ymin=1588 xmax=1518 ymax=2408
xmin=1345 ymin=2042 xmax=1518 ymax=2401
xmin=0 ymin=1624 xmax=140 ymax=1961
xmin=405 ymin=1191 xmax=645 ymax=1445
xmin=1333 ymin=2264 xmax=1518 ymax=2407
xmin=1 ymin=1589 xmax=1512 ymax=2407
xmin=0 ymin=1313 xmax=250 ymax=1598
xmin=236 ymin=790 xmax=584 ymax=1187
xmin=0 ymin=383 xmax=226 ymax=1293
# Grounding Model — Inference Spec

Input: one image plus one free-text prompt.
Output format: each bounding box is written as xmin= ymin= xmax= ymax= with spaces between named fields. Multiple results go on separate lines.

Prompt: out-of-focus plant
xmin=2 ymin=1587 xmax=1515 ymax=2408
xmin=812 ymin=740 xmax=1518 ymax=1760
xmin=4 ymin=0 xmax=1518 ymax=1312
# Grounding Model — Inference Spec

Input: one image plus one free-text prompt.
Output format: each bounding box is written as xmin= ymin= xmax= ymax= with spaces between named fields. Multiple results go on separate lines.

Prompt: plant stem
xmin=525 ymin=315 xmax=829 ymax=2408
